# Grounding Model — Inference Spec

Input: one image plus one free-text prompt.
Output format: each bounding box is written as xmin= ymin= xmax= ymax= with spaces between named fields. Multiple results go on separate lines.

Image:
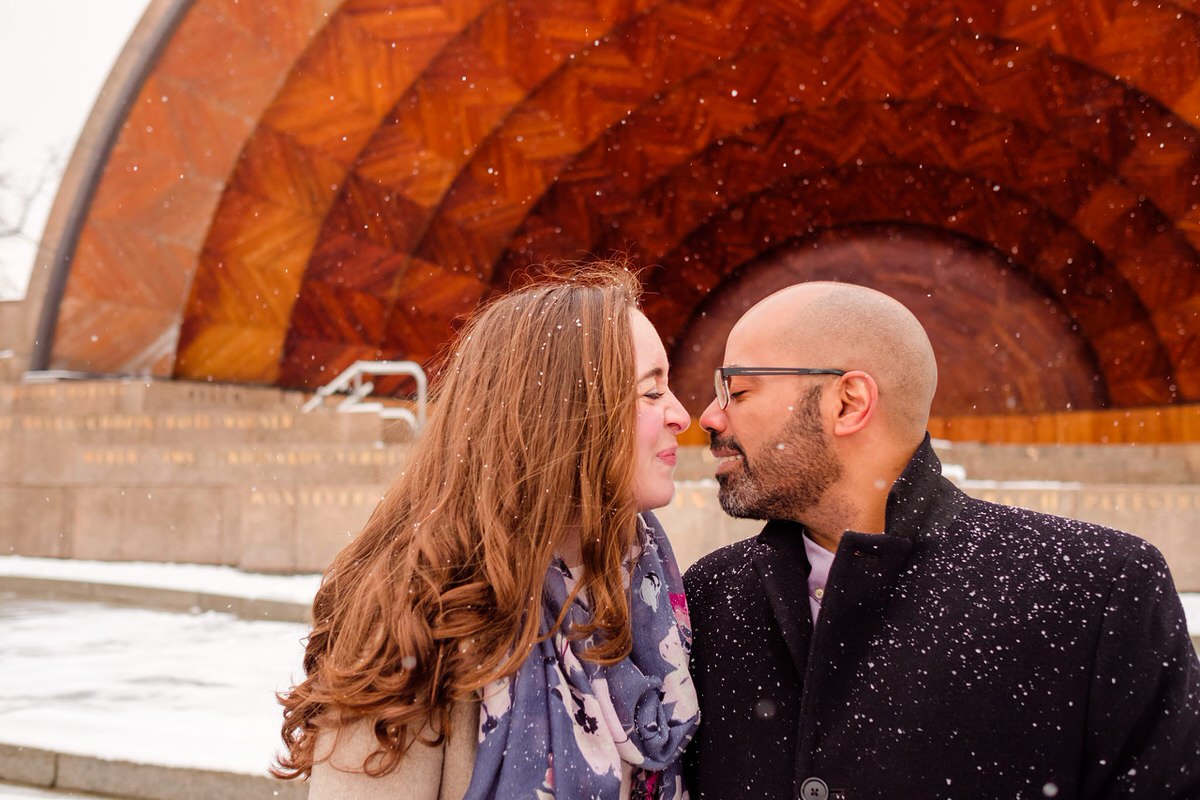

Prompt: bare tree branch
xmin=0 ymin=134 xmax=64 ymax=299
xmin=0 ymin=147 xmax=62 ymax=241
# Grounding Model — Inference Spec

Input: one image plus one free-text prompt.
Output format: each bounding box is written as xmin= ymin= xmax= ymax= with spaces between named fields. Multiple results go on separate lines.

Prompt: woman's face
xmin=629 ymin=309 xmax=691 ymax=512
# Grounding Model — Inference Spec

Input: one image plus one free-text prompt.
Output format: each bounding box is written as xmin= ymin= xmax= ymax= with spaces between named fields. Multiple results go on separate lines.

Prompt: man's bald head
xmin=731 ymin=281 xmax=938 ymax=439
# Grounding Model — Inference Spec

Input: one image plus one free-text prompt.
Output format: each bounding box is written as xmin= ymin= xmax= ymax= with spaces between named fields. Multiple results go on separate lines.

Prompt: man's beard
xmin=713 ymin=386 xmax=843 ymax=521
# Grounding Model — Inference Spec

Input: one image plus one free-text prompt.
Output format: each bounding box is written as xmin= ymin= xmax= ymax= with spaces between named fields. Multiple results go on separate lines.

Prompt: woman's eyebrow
xmin=638 ymin=367 xmax=665 ymax=382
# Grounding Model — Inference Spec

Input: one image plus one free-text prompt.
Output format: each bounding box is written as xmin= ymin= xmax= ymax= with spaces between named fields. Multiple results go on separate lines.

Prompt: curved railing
xmin=300 ymin=360 xmax=427 ymax=432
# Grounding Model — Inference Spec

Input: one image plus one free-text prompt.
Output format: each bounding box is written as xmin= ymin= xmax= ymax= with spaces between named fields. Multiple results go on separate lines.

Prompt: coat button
xmin=800 ymin=777 xmax=829 ymax=800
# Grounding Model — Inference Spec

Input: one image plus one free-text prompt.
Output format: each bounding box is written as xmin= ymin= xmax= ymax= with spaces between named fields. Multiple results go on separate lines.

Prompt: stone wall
xmin=2 ymin=379 xmax=1198 ymax=591
xmin=933 ymin=439 xmax=1200 ymax=484
xmin=645 ymin=441 xmax=1200 ymax=589
xmin=0 ymin=299 xmax=34 ymax=383
xmin=0 ymin=379 xmax=405 ymax=572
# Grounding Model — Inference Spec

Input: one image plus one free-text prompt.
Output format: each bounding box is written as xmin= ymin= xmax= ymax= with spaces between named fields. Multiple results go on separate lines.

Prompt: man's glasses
xmin=713 ymin=366 xmax=846 ymax=409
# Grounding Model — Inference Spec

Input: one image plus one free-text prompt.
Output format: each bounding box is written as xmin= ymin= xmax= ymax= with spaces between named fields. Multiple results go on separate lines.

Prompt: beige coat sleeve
xmin=308 ymin=701 xmax=479 ymax=800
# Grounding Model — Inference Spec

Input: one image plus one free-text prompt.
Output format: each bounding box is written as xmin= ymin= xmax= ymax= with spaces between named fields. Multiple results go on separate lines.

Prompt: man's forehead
xmin=724 ymin=314 xmax=791 ymax=363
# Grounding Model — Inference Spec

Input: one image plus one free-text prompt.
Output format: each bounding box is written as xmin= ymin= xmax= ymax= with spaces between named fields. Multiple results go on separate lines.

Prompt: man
xmin=683 ymin=282 xmax=1200 ymax=799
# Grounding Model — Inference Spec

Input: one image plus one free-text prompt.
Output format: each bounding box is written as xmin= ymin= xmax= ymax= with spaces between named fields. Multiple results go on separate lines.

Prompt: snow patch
xmin=0 ymin=556 xmax=320 ymax=604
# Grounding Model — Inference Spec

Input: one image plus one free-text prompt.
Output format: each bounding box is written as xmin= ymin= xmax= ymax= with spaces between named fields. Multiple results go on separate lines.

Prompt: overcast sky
xmin=0 ymin=0 xmax=150 ymax=299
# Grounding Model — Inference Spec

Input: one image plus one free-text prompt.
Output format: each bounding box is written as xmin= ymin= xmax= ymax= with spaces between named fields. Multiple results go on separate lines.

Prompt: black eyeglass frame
xmin=713 ymin=366 xmax=847 ymax=409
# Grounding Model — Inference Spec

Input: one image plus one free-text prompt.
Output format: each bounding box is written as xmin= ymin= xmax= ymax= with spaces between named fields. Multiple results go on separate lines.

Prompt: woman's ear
xmin=831 ymin=370 xmax=877 ymax=437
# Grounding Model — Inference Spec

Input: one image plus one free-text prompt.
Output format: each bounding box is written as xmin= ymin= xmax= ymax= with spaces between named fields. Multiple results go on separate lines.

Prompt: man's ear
xmin=831 ymin=370 xmax=877 ymax=437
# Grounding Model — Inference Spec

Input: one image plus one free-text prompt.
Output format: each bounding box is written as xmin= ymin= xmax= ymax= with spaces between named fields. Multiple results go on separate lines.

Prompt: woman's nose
xmin=667 ymin=392 xmax=690 ymax=434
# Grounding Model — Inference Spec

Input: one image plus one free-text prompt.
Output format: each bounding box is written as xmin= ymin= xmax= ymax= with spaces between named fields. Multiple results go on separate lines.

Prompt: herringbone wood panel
xmin=45 ymin=0 xmax=1200 ymax=434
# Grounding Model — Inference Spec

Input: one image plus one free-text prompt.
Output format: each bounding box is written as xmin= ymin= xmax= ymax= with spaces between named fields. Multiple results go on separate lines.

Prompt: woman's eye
xmin=644 ymin=389 xmax=664 ymax=400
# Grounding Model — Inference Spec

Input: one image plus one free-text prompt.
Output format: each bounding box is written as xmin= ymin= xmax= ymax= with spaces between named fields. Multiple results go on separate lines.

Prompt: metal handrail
xmin=301 ymin=360 xmax=427 ymax=431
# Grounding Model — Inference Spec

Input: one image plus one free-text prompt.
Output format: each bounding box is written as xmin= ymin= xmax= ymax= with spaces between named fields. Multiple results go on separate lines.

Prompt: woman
xmin=275 ymin=264 xmax=700 ymax=799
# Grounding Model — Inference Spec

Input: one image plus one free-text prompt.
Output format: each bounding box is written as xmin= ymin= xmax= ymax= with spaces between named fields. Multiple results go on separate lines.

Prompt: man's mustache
xmin=708 ymin=434 xmax=745 ymax=457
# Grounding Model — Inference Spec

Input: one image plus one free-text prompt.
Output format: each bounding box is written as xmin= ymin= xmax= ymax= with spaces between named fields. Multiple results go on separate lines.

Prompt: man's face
xmin=699 ymin=329 xmax=843 ymax=521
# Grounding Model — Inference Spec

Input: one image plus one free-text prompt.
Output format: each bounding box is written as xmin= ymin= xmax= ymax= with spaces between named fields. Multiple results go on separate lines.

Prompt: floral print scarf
xmin=464 ymin=511 xmax=699 ymax=799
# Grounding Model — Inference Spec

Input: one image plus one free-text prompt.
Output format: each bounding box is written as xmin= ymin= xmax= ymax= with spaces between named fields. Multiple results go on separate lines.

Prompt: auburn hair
xmin=275 ymin=264 xmax=644 ymax=778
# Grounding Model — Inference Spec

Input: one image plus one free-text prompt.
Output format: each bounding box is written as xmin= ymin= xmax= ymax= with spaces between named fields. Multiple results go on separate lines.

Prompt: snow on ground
xmin=0 ymin=598 xmax=307 ymax=776
xmin=1183 ymin=594 xmax=1200 ymax=637
xmin=0 ymin=556 xmax=320 ymax=605
xmin=5 ymin=555 xmax=1196 ymax=633
xmin=0 ymin=784 xmax=112 ymax=800
xmin=0 ymin=554 xmax=1195 ymax=781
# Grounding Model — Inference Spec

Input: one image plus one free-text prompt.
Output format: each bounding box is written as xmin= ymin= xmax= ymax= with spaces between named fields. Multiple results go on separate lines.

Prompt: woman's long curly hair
xmin=274 ymin=264 xmax=644 ymax=778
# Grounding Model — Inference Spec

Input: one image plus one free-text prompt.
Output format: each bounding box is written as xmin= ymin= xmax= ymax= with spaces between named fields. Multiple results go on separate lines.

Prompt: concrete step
xmin=0 ymin=593 xmax=310 ymax=800
xmin=935 ymin=440 xmax=1200 ymax=485
xmin=0 ymin=722 xmax=306 ymax=800
xmin=0 ymin=779 xmax=131 ymax=799
xmin=2 ymin=440 xmax=412 ymax=487
xmin=0 ymin=481 xmax=387 ymax=572
xmin=0 ymin=407 xmax=387 ymax=445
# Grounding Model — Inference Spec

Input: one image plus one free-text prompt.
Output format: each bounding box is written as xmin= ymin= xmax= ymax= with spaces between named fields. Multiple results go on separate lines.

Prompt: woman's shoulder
xmin=308 ymin=701 xmax=479 ymax=800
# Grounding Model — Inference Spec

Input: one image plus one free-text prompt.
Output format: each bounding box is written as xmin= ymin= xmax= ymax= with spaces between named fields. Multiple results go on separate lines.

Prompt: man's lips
xmin=710 ymin=442 xmax=745 ymax=472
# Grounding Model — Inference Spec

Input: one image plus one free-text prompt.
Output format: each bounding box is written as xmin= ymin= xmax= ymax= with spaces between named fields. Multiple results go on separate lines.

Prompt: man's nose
xmin=698 ymin=397 xmax=725 ymax=436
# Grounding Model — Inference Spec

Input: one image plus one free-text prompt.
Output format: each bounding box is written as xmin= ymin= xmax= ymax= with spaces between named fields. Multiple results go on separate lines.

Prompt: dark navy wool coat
xmin=683 ymin=436 xmax=1200 ymax=799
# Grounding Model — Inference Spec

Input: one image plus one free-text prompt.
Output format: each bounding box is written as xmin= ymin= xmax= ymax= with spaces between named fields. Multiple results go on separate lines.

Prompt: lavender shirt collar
xmin=802 ymin=534 xmax=835 ymax=622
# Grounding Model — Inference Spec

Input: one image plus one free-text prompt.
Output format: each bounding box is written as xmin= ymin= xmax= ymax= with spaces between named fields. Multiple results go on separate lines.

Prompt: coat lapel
xmin=751 ymin=520 xmax=814 ymax=677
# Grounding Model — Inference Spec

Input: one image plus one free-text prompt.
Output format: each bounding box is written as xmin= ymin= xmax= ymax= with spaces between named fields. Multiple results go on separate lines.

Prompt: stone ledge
xmin=7 ymin=380 xmax=309 ymax=415
xmin=0 ymin=408 xmax=387 ymax=445
xmin=0 ymin=742 xmax=55 ymax=786
xmin=0 ymin=742 xmax=307 ymax=800
xmin=0 ymin=575 xmax=310 ymax=623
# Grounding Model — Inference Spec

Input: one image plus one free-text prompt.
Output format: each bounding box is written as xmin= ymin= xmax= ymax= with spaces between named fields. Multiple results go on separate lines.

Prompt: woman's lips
xmin=657 ymin=447 xmax=677 ymax=465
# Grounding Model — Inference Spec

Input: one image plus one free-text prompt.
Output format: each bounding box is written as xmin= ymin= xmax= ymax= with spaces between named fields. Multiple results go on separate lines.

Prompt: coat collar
xmin=748 ymin=434 xmax=967 ymax=674
xmin=752 ymin=518 xmax=814 ymax=672
xmin=753 ymin=433 xmax=963 ymax=551
xmin=882 ymin=433 xmax=968 ymax=542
